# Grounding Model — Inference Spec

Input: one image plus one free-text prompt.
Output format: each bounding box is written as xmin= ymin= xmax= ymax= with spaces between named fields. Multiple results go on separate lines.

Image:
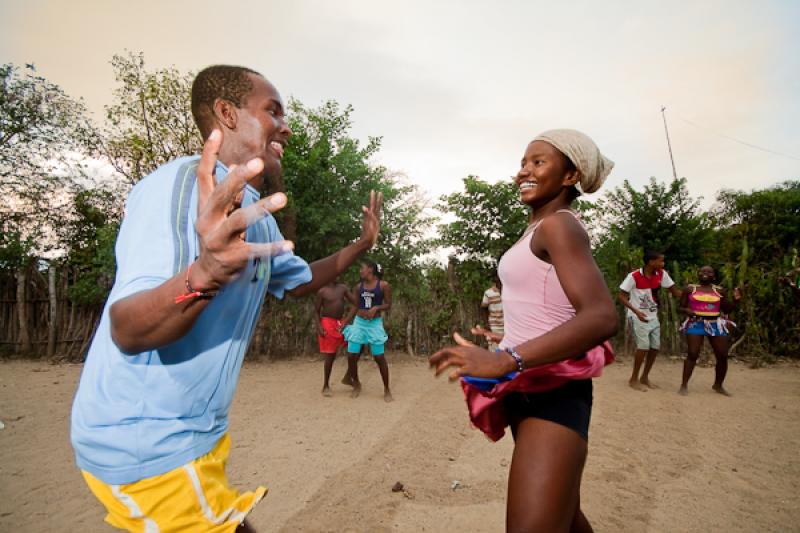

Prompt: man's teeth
xmin=520 ymin=182 xmax=536 ymax=190
xmin=270 ymin=141 xmax=284 ymax=158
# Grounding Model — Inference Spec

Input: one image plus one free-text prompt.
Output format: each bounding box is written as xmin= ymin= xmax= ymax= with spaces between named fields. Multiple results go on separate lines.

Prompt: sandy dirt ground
xmin=1 ymin=354 xmax=799 ymax=532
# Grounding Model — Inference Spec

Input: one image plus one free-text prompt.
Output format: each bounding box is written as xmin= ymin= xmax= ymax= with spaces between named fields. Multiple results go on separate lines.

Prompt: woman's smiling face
xmin=515 ymin=140 xmax=577 ymax=207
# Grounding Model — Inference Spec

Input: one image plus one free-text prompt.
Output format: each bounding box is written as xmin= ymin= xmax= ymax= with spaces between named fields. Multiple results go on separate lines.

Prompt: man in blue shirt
xmin=71 ymin=65 xmax=382 ymax=532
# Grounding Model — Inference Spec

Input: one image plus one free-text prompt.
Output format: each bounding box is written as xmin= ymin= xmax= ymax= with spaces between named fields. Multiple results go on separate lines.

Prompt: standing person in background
xmin=480 ymin=274 xmax=504 ymax=351
xmin=678 ymin=266 xmax=742 ymax=396
xmin=618 ymin=251 xmax=682 ymax=391
xmin=342 ymin=260 xmax=393 ymax=402
xmin=316 ymin=279 xmax=352 ymax=397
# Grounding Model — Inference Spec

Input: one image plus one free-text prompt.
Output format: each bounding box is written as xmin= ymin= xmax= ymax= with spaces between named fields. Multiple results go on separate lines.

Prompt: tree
xmin=438 ymin=176 xmax=529 ymax=266
xmin=0 ymin=63 xmax=99 ymax=261
xmin=709 ymin=181 xmax=800 ymax=355
xmin=590 ymin=177 xmax=712 ymax=267
xmin=713 ymin=181 xmax=800 ymax=265
xmin=62 ymin=189 xmax=120 ymax=306
xmin=1 ymin=63 xmax=101 ymax=354
xmin=102 ymin=52 xmax=202 ymax=184
xmin=282 ymin=98 xmax=433 ymax=267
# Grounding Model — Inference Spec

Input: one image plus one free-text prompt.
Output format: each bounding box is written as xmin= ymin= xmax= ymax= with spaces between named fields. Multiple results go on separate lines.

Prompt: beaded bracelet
xmin=174 ymin=263 xmax=219 ymax=304
xmin=504 ymin=348 xmax=525 ymax=373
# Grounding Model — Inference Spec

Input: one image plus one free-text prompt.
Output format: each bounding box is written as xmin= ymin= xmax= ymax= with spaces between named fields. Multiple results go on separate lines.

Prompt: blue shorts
xmin=684 ymin=318 xmax=729 ymax=337
xmin=347 ymin=341 xmax=385 ymax=356
xmin=344 ymin=316 xmax=388 ymax=356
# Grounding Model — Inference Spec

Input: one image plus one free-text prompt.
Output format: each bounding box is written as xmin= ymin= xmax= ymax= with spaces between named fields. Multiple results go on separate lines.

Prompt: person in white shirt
xmin=618 ymin=250 xmax=682 ymax=391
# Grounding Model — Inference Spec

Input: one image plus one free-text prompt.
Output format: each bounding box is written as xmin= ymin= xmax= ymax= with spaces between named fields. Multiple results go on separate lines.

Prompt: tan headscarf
xmin=532 ymin=129 xmax=614 ymax=194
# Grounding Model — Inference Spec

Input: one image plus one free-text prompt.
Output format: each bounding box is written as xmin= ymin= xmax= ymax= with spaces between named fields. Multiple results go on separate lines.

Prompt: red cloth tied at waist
xmin=461 ymin=341 xmax=614 ymax=442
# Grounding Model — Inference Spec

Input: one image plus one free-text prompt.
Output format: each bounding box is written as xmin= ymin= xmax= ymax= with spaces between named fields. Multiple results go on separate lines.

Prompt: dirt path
xmin=1 ymin=356 xmax=798 ymax=532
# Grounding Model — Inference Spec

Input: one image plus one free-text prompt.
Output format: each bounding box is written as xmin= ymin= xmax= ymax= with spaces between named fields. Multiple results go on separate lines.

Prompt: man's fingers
xmin=197 ymin=130 xmax=222 ymax=211
xmin=222 ymin=192 xmax=287 ymax=236
xmin=206 ymin=157 xmax=264 ymax=218
xmin=244 ymin=240 xmax=294 ymax=259
xmin=376 ymin=191 xmax=383 ymax=218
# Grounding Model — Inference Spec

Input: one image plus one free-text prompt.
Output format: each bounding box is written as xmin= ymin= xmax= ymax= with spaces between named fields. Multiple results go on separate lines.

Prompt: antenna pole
xmin=661 ymin=106 xmax=678 ymax=180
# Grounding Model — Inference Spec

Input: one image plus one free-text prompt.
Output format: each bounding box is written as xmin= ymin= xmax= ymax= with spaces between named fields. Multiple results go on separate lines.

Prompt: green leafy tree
xmin=438 ymin=176 xmax=528 ymax=266
xmin=62 ymin=189 xmax=120 ymax=306
xmin=282 ymin=99 xmax=433 ymax=270
xmin=102 ymin=52 xmax=201 ymax=184
xmin=713 ymin=181 xmax=800 ymax=264
xmin=591 ymin=177 xmax=712 ymax=267
xmin=709 ymin=181 xmax=800 ymax=354
xmin=0 ymin=63 xmax=99 ymax=263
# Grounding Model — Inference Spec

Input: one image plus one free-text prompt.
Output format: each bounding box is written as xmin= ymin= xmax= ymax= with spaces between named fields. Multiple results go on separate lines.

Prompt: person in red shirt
xmin=618 ymin=251 xmax=682 ymax=391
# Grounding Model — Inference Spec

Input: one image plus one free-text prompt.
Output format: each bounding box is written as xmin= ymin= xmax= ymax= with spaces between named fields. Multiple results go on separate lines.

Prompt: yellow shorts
xmin=82 ymin=434 xmax=266 ymax=532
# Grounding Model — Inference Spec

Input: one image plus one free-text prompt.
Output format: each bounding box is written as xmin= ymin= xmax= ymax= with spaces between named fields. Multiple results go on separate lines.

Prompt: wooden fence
xmin=1 ymin=264 xmax=102 ymax=360
xmin=4 ymin=264 xmax=648 ymax=362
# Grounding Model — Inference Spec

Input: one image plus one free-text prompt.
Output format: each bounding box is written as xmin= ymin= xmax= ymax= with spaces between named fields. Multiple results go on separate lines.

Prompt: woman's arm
xmin=720 ymin=287 xmax=742 ymax=314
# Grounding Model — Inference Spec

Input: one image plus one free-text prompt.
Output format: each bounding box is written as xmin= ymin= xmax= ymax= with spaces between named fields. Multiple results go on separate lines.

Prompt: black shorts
xmin=504 ymin=379 xmax=593 ymax=441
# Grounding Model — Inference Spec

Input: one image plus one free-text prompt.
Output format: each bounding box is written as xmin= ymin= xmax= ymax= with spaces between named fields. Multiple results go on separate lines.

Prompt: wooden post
xmin=406 ymin=316 xmax=415 ymax=356
xmin=447 ymin=257 xmax=465 ymax=329
xmin=16 ymin=267 xmax=31 ymax=354
xmin=47 ymin=263 xmax=57 ymax=358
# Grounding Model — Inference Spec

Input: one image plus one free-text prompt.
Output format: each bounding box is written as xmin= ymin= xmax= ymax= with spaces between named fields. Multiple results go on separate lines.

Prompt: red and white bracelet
xmin=174 ymin=263 xmax=219 ymax=304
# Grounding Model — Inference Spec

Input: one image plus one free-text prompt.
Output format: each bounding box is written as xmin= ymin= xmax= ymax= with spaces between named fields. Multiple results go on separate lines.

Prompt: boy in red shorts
xmin=316 ymin=279 xmax=352 ymax=396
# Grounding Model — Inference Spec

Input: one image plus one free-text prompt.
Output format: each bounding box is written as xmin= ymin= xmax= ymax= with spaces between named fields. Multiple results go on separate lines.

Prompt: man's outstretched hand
xmin=192 ymin=129 xmax=293 ymax=291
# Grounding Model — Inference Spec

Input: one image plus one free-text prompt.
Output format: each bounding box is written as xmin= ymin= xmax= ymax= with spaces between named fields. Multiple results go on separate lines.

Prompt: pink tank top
xmin=463 ymin=209 xmax=614 ymax=442
xmin=498 ymin=210 xmax=579 ymax=350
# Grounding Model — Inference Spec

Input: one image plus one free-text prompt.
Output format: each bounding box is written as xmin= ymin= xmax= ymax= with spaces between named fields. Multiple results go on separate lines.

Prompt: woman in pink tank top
xmin=431 ymin=129 xmax=618 ymax=532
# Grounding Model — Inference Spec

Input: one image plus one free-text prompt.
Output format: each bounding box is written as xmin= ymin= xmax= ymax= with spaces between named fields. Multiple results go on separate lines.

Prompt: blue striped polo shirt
xmin=70 ymin=156 xmax=311 ymax=484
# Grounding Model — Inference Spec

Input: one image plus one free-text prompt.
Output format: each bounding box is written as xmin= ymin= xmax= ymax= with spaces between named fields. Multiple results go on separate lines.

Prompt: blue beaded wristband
xmin=505 ymin=348 xmax=525 ymax=373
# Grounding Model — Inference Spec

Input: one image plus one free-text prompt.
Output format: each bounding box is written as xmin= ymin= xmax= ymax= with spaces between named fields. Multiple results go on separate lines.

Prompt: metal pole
xmin=661 ymin=106 xmax=678 ymax=180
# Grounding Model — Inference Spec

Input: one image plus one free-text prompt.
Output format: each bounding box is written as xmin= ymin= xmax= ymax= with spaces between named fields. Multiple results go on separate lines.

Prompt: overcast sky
xmin=2 ymin=0 xmax=798 ymax=208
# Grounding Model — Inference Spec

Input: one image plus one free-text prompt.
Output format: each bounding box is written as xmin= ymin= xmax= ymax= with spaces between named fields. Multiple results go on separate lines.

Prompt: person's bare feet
xmin=640 ymin=378 xmax=659 ymax=389
xmin=350 ymin=382 xmax=361 ymax=398
xmin=713 ymin=385 xmax=732 ymax=396
xmin=678 ymin=385 xmax=689 ymax=396
xmin=384 ymin=390 xmax=394 ymax=403
xmin=629 ymin=379 xmax=648 ymax=392
xmin=322 ymin=386 xmax=333 ymax=397
xmin=341 ymin=375 xmax=354 ymax=387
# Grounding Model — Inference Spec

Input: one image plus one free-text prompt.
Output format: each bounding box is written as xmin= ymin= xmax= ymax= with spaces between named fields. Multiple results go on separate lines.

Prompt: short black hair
xmin=644 ymin=249 xmax=664 ymax=265
xmin=363 ymin=259 xmax=383 ymax=279
xmin=191 ymin=65 xmax=261 ymax=139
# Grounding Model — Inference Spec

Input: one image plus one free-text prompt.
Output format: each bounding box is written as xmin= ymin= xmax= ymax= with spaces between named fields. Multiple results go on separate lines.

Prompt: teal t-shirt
xmin=71 ymin=156 xmax=311 ymax=484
